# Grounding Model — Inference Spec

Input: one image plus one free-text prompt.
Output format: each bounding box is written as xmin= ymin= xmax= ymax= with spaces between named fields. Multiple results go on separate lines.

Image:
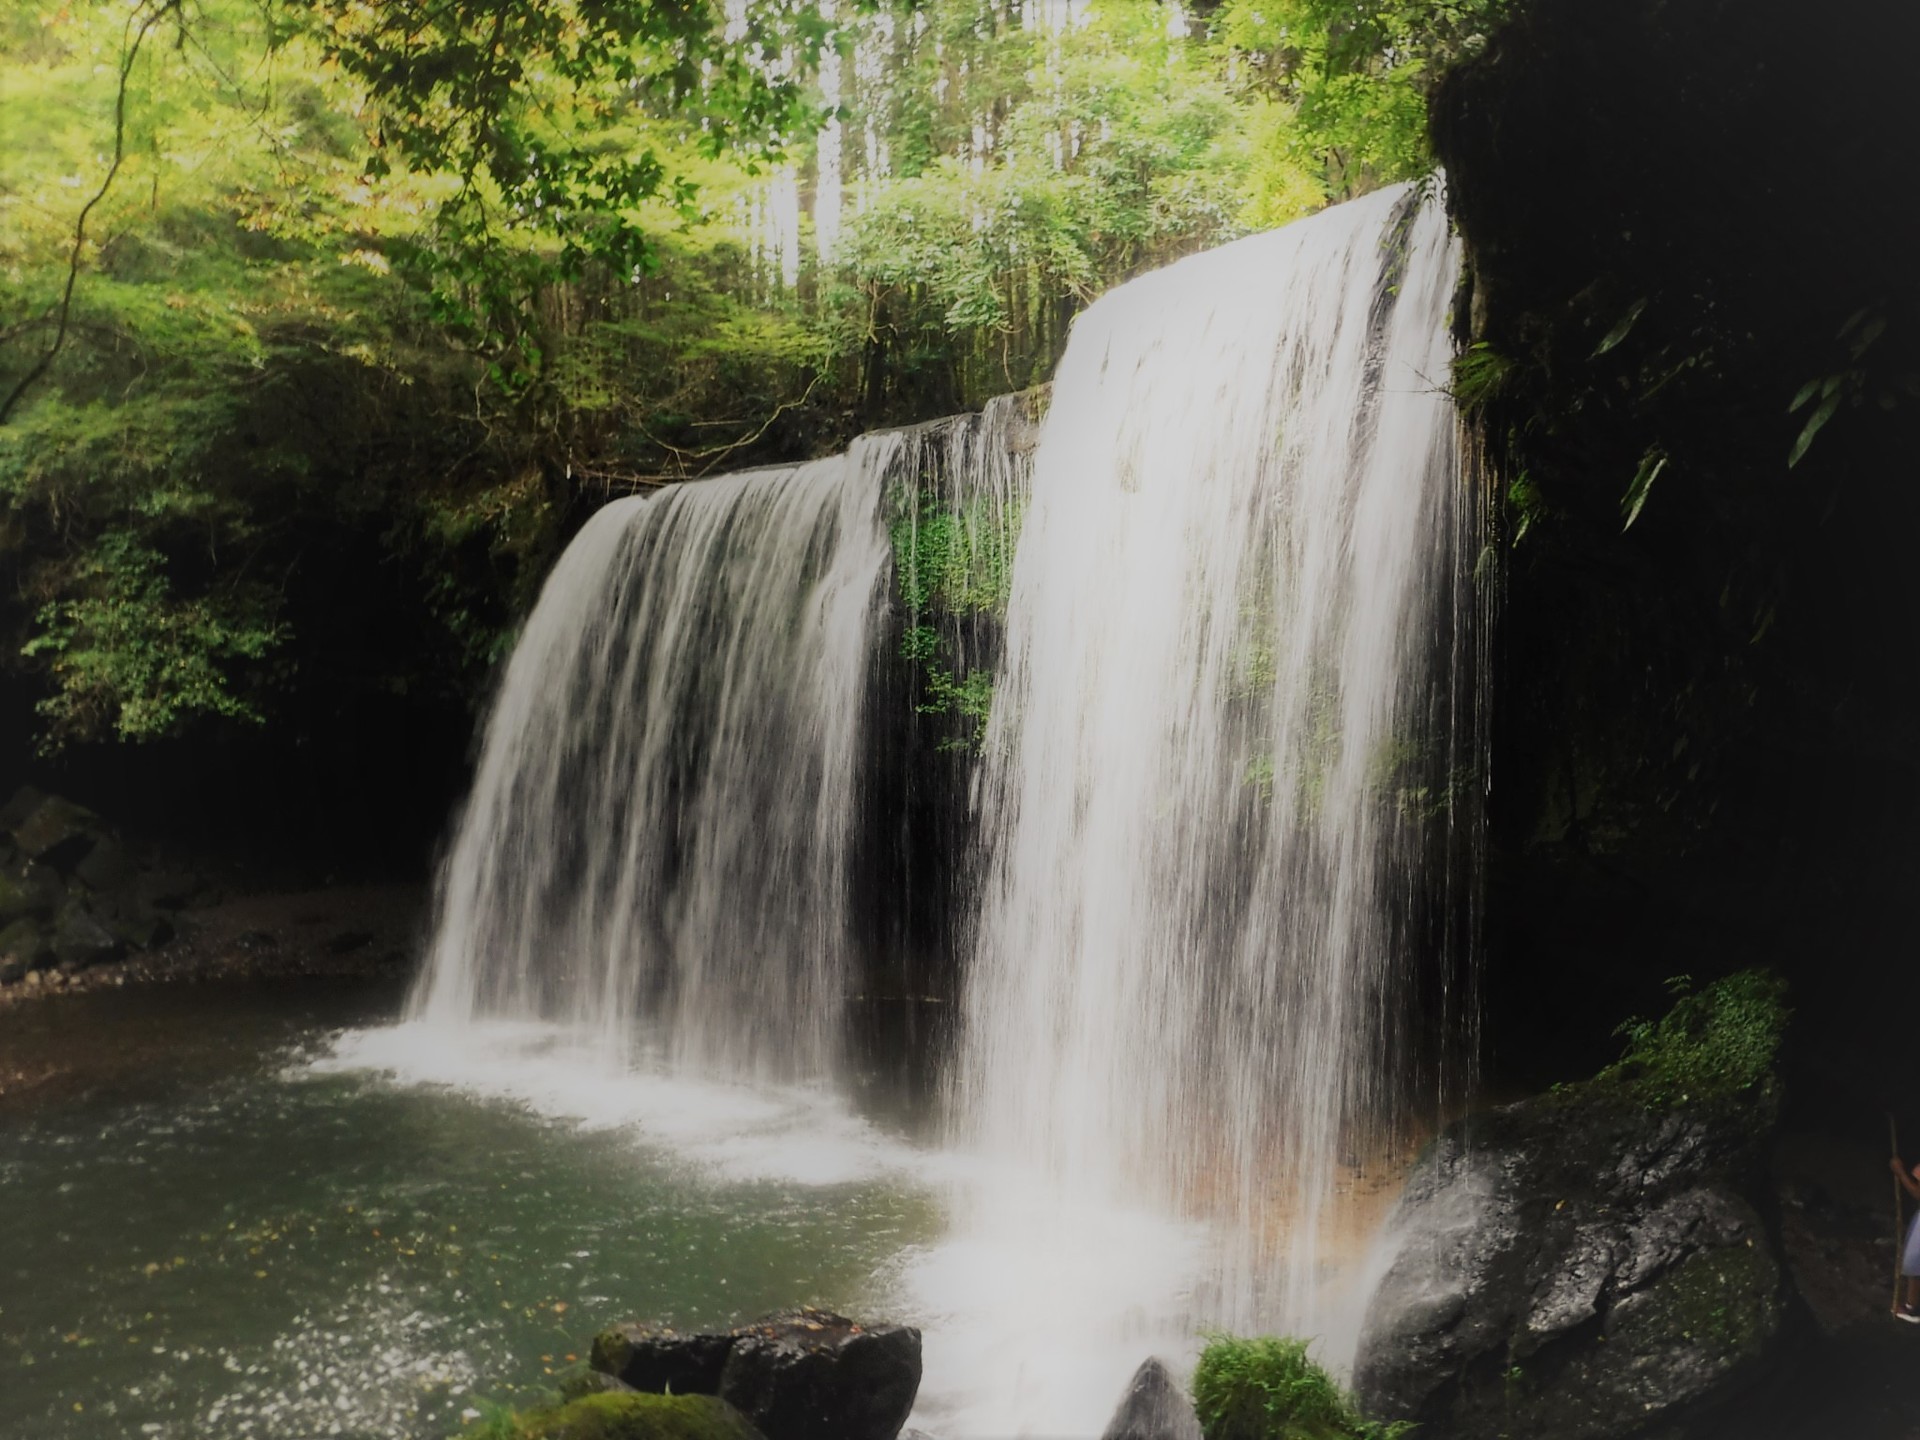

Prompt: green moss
xmin=460 ymin=1391 xmax=764 ymax=1440
xmin=1191 ymin=1335 xmax=1411 ymax=1440
xmin=1618 ymin=1242 xmax=1778 ymax=1364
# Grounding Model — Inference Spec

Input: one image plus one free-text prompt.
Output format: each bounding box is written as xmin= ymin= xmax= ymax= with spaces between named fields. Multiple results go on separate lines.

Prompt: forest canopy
xmin=0 ymin=0 xmax=1503 ymax=750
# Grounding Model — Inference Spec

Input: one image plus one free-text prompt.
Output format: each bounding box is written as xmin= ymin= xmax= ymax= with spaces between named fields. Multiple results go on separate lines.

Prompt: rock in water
xmin=719 ymin=1307 xmax=921 ymax=1440
xmin=1352 ymin=1091 xmax=1787 ymax=1439
xmin=591 ymin=1323 xmax=735 ymax=1396
xmin=1099 ymin=1357 xmax=1204 ymax=1440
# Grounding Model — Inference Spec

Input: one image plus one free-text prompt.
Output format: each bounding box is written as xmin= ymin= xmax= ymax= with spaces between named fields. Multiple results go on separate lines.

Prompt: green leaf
xmin=1591 ymin=297 xmax=1648 ymax=357
xmin=1620 ymin=448 xmax=1668 ymax=530
xmin=1788 ymin=392 xmax=1841 ymax=468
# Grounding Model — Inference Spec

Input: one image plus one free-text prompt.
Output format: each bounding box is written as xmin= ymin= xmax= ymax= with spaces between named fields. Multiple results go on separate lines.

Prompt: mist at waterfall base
xmin=329 ymin=182 xmax=1474 ymax=1437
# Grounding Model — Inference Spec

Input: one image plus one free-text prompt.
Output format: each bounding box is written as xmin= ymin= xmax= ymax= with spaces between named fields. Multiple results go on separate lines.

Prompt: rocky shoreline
xmin=0 ymin=785 xmax=425 ymax=1012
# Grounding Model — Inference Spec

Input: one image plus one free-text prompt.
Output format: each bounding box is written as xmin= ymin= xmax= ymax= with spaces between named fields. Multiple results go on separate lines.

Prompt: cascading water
xmin=410 ymin=454 xmax=891 ymax=1081
xmin=922 ymin=180 xmax=1479 ymax=1428
xmin=369 ymin=180 xmax=1476 ymax=1440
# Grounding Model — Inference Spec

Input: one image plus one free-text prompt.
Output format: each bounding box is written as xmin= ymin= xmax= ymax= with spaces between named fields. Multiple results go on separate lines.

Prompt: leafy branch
xmin=0 ymin=0 xmax=184 ymax=427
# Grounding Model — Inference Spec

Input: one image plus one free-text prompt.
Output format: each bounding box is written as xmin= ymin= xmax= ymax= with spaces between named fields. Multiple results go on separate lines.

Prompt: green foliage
xmin=1620 ymin=446 xmax=1669 ymax=530
xmin=0 ymin=0 xmax=1498 ymax=756
xmin=1192 ymin=1335 xmax=1411 ymax=1440
xmin=918 ymin=662 xmax=996 ymax=748
xmin=829 ymin=0 xmax=1325 ymax=411
xmin=888 ymin=484 xmax=1022 ymax=751
xmin=0 ymin=0 xmax=822 ymax=748
xmin=889 ymin=492 xmax=1022 ymax=619
xmin=20 ymin=531 xmax=284 ymax=747
xmin=1787 ymin=306 xmax=1919 ymax=468
xmin=1450 ymin=341 xmax=1513 ymax=415
xmin=287 ymin=0 xmax=827 ymax=374
xmin=1212 ymin=0 xmax=1510 ymax=196
xmin=1590 ymin=970 xmax=1790 ymax=1110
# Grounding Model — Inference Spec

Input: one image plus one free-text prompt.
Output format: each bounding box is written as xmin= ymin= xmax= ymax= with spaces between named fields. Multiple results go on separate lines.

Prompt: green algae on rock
xmin=467 ymin=1392 xmax=766 ymax=1440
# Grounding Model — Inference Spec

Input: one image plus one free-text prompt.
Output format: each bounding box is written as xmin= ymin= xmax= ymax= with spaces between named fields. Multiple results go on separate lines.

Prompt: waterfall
xmin=410 ymin=454 xmax=890 ymax=1082
xmin=951 ymin=180 xmax=1477 ymax=1358
xmin=393 ymin=177 xmax=1477 ymax=1439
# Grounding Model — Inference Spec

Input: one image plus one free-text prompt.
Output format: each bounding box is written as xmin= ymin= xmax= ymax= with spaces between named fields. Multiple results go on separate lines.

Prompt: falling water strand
xmin=411 ymin=453 xmax=891 ymax=1082
xmin=949 ymin=181 xmax=1475 ymax=1396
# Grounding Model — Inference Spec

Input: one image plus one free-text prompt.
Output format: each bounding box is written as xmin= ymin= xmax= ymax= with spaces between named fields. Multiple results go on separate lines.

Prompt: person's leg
xmin=1902 ymin=1214 xmax=1920 ymax=1314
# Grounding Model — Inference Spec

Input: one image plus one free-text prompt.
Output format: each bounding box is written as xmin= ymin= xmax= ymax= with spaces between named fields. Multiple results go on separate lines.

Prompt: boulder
xmin=592 ymin=1323 xmax=735 ymax=1396
xmin=0 ymin=786 xmax=45 ymax=833
xmin=1352 ymin=1091 xmax=1787 ymax=1440
xmin=0 ymin=861 xmax=62 ymax=925
xmin=10 ymin=794 xmax=99 ymax=868
xmin=53 ymin=906 xmax=124 ymax=972
xmin=1100 ymin=1357 xmax=1203 ymax=1440
xmin=106 ymin=909 xmax=175 ymax=951
xmin=719 ymin=1307 xmax=921 ymax=1440
xmin=74 ymin=837 xmax=138 ymax=893
xmin=560 ymin=1369 xmax=639 ymax=1401
xmin=0 ymin=868 xmax=36 ymax=926
xmin=0 ymin=916 xmax=55 ymax=980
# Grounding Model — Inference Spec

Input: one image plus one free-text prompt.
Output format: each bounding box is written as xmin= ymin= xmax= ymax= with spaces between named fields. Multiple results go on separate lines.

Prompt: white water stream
xmin=919 ymin=179 xmax=1474 ymax=1435
xmin=410 ymin=454 xmax=890 ymax=1082
xmin=365 ymin=181 xmax=1475 ymax=1439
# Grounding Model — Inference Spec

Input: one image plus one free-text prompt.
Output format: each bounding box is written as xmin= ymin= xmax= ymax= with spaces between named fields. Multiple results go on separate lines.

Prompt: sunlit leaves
xmin=1211 ymin=0 xmax=1508 ymax=195
xmin=284 ymin=0 xmax=835 ymax=366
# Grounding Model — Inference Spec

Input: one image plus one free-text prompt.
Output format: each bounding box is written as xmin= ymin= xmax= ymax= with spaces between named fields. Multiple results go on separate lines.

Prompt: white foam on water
xmin=321 ymin=1021 xmax=915 ymax=1189
xmin=319 ymin=1021 xmax=1223 ymax=1438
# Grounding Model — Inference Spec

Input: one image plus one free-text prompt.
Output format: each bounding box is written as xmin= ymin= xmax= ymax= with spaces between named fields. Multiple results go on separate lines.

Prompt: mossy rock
xmin=480 ymin=1392 xmax=767 ymax=1440
xmin=1607 ymin=1240 xmax=1781 ymax=1375
xmin=1353 ymin=974 xmax=1791 ymax=1439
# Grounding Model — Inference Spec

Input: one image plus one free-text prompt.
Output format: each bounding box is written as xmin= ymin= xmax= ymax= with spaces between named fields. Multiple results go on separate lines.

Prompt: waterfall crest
xmin=410 ymin=453 xmax=891 ymax=1081
xmin=955 ymin=180 xmax=1478 ymax=1341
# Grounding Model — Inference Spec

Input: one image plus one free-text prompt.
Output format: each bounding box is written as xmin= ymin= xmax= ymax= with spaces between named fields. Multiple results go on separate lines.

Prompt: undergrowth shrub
xmin=1190 ymin=1335 xmax=1410 ymax=1440
xmin=1590 ymin=969 xmax=1790 ymax=1109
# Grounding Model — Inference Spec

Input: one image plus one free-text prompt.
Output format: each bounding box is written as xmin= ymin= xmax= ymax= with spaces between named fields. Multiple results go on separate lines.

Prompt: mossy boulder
xmin=590 ymin=1324 xmax=732 ymax=1396
xmin=586 ymin=1307 xmax=921 ymax=1440
xmin=1352 ymin=974 xmax=1791 ymax=1438
xmin=481 ymin=1392 xmax=765 ymax=1440
xmin=719 ymin=1307 xmax=921 ymax=1440
xmin=9 ymin=794 xmax=99 ymax=866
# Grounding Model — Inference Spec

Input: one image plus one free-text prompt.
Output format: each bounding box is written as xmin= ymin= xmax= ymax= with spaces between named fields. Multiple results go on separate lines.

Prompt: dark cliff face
xmin=1432 ymin=0 xmax=1920 ymax=1118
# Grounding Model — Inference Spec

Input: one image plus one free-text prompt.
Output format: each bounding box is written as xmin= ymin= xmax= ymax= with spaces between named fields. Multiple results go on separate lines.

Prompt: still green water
xmin=0 ymin=982 xmax=939 ymax=1440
